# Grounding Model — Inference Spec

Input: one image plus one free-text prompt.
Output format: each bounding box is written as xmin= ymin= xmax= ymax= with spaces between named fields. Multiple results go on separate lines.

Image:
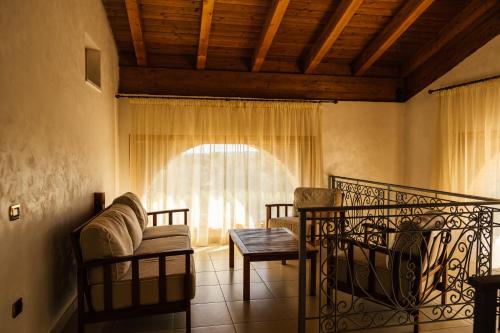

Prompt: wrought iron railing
xmin=298 ymin=175 xmax=500 ymax=333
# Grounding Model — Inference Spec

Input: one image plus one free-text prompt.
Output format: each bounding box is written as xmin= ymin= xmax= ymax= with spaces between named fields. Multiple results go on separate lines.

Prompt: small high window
xmin=85 ymin=48 xmax=101 ymax=89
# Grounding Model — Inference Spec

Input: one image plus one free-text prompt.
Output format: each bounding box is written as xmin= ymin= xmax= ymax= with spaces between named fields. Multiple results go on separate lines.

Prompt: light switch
xmin=9 ymin=204 xmax=20 ymax=221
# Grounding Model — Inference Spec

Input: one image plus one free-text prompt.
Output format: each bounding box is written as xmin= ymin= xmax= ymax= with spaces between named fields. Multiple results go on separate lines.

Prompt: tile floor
xmin=63 ymin=246 xmax=473 ymax=333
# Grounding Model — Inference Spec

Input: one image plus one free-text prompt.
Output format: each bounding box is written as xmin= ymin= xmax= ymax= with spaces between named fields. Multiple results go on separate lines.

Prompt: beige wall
xmin=118 ymin=100 xmax=405 ymax=194
xmin=0 ymin=1 xmax=118 ymax=332
xmin=404 ymin=35 xmax=500 ymax=189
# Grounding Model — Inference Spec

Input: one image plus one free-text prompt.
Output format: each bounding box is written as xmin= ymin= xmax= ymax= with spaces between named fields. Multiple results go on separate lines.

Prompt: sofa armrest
xmin=265 ymin=204 xmax=293 ymax=227
xmin=147 ymin=208 xmax=189 ymax=226
xmin=81 ymin=248 xmax=194 ymax=312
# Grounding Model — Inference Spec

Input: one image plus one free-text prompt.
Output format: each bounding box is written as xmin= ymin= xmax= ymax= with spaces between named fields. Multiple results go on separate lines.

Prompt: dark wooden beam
xmin=304 ymin=0 xmax=363 ymax=74
xmin=124 ymin=0 xmax=147 ymax=66
xmin=252 ymin=0 xmax=290 ymax=72
xmin=197 ymin=0 xmax=215 ymax=69
xmin=119 ymin=67 xmax=404 ymax=102
xmin=402 ymin=0 xmax=498 ymax=77
xmin=352 ymin=0 xmax=434 ymax=76
xmin=405 ymin=8 xmax=500 ymax=99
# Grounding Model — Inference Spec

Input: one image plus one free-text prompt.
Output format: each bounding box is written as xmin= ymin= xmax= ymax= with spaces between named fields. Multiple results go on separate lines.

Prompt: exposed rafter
xmin=197 ymin=0 xmax=215 ymax=70
xmin=120 ymin=67 xmax=404 ymax=102
xmin=252 ymin=0 xmax=290 ymax=72
xmin=124 ymin=0 xmax=147 ymax=66
xmin=352 ymin=0 xmax=434 ymax=76
xmin=304 ymin=0 xmax=363 ymax=74
xmin=405 ymin=8 xmax=500 ymax=99
xmin=402 ymin=0 xmax=498 ymax=77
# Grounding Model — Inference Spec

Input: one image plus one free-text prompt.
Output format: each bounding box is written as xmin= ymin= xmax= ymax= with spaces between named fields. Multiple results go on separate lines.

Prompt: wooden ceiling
xmin=103 ymin=0 xmax=500 ymax=102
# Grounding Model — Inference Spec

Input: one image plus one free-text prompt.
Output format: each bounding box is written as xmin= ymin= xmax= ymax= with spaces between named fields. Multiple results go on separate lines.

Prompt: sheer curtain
xmin=438 ymin=78 xmax=500 ymax=266
xmin=128 ymin=98 xmax=324 ymax=245
xmin=438 ymin=78 xmax=500 ymax=197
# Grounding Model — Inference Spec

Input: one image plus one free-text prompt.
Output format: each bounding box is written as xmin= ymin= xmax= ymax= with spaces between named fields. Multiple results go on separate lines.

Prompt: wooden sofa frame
xmin=71 ymin=206 xmax=193 ymax=333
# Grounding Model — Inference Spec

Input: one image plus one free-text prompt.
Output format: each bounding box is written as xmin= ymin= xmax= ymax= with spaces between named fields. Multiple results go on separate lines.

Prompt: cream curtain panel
xmin=128 ymin=98 xmax=323 ymax=245
xmin=438 ymin=78 xmax=500 ymax=197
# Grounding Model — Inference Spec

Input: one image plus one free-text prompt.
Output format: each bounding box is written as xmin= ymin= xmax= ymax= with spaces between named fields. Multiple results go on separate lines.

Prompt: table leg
xmin=310 ymin=253 xmax=316 ymax=296
xmin=473 ymin=286 xmax=496 ymax=333
xmin=243 ymin=256 xmax=250 ymax=301
xmin=229 ymin=236 xmax=234 ymax=268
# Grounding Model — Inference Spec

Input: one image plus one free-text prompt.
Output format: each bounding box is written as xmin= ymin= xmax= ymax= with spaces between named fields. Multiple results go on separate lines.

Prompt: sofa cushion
xmin=113 ymin=192 xmax=149 ymax=230
xmin=89 ymin=254 xmax=196 ymax=311
xmin=134 ymin=235 xmax=190 ymax=256
xmin=293 ymin=187 xmax=343 ymax=217
xmin=109 ymin=203 xmax=143 ymax=250
xmin=143 ymin=225 xmax=190 ymax=240
xmin=80 ymin=210 xmax=134 ymax=284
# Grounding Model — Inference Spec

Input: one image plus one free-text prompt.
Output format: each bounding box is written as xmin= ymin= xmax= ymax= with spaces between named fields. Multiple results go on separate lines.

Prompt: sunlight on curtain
xmin=128 ymin=98 xmax=323 ymax=245
xmin=438 ymin=78 xmax=500 ymax=266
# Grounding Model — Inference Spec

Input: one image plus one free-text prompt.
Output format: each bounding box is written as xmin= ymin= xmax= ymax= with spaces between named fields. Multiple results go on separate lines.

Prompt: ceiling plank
xmin=405 ymin=8 xmax=500 ymax=99
xmin=352 ymin=0 xmax=434 ymax=76
xmin=197 ymin=0 xmax=216 ymax=69
xmin=119 ymin=66 xmax=404 ymax=102
xmin=251 ymin=0 xmax=290 ymax=72
xmin=304 ymin=0 xmax=363 ymax=74
xmin=402 ymin=0 xmax=498 ymax=77
xmin=124 ymin=0 xmax=147 ymax=66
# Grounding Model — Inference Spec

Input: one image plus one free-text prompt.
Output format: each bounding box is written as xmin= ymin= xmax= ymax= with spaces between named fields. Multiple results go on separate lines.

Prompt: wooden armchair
xmin=328 ymin=214 xmax=450 ymax=333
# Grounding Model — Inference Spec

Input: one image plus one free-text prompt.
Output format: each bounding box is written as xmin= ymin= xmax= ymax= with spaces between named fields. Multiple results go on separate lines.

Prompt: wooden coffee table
xmin=228 ymin=228 xmax=318 ymax=301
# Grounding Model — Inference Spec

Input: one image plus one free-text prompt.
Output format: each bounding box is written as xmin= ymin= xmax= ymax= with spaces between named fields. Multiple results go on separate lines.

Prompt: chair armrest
xmin=361 ymin=223 xmax=396 ymax=247
xmin=81 ymin=248 xmax=194 ymax=268
xmin=147 ymin=208 xmax=189 ymax=226
xmin=265 ymin=204 xmax=293 ymax=227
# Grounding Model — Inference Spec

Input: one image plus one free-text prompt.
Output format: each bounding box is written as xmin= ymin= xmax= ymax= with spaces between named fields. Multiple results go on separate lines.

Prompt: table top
xmin=229 ymin=228 xmax=317 ymax=256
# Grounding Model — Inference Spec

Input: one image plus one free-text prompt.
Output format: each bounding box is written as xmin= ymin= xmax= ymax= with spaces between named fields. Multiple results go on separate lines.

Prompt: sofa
xmin=71 ymin=192 xmax=195 ymax=333
xmin=266 ymin=187 xmax=343 ymax=240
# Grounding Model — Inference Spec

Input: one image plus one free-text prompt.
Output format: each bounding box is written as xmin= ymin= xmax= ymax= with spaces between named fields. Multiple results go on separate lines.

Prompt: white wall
xmin=404 ymin=35 xmax=500 ymax=189
xmin=0 ymin=1 xmax=118 ymax=332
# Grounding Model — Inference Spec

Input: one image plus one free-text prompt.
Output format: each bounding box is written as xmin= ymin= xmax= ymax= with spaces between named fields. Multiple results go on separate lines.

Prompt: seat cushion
xmin=135 ymin=235 xmax=191 ymax=256
xmin=109 ymin=203 xmax=143 ymax=250
xmin=143 ymin=225 xmax=190 ymax=240
xmin=80 ymin=210 xmax=134 ymax=284
xmin=89 ymin=254 xmax=196 ymax=311
xmin=113 ymin=192 xmax=149 ymax=230
xmin=293 ymin=187 xmax=343 ymax=217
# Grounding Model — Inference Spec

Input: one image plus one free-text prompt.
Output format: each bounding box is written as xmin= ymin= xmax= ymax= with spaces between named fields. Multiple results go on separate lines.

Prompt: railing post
xmin=298 ymin=210 xmax=307 ymax=333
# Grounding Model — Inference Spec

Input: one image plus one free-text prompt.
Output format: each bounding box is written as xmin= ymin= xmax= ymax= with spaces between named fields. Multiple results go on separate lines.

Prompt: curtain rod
xmin=428 ymin=74 xmax=500 ymax=94
xmin=115 ymin=93 xmax=338 ymax=104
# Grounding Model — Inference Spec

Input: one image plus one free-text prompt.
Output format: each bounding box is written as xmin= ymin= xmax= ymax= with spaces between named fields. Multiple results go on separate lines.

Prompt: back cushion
xmin=293 ymin=187 xmax=342 ymax=217
xmin=80 ymin=210 xmax=134 ymax=284
xmin=113 ymin=192 xmax=149 ymax=230
xmin=109 ymin=203 xmax=143 ymax=250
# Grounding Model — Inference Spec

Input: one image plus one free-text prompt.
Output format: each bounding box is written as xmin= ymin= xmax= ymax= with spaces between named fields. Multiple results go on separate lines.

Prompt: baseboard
xmin=50 ymin=295 xmax=77 ymax=333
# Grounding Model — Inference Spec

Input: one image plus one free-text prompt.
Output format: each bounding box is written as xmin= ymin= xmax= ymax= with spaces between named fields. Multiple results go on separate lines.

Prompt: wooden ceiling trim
xmin=405 ymin=8 xmax=500 ymax=99
xmin=119 ymin=66 xmax=404 ymax=102
xmin=251 ymin=0 xmax=290 ymax=72
xmin=124 ymin=0 xmax=147 ymax=66
xmin=197 ymin=0 xmax=215 ymax=69
xmin=304 ymin=0 xmax=364 ymax=74
xmin=401 ymin=0 xmax=498 ymax=77
xmin=352 ymin=0 xmax=434 ymax=76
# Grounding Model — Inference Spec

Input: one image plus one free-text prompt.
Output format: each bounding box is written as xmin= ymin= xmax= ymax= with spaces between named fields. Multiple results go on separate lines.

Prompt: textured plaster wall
xmin=403 ymin=35 xmax=500 ymax=189
xmin=321 ymin=102 xmax=405 ymax=184
xmin=0 ymin=1 xmax=118 ymax=332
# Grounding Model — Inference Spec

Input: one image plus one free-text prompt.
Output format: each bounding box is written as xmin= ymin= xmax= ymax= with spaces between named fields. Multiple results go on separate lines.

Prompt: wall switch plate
xmin=12 ymin=298 xmax=22 ymax=318
xmin=9 ymin=204 xmax=20 ymax=221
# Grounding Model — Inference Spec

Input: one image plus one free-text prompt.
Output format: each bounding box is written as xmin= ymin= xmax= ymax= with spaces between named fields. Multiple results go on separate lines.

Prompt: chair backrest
xmin=293 ymin=187 xmax=343 ymax=217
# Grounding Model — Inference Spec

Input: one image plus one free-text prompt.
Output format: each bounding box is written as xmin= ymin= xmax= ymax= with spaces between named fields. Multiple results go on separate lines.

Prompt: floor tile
xmin=174 ymin=325 xmax=236 ymax=333
xmin=195 ymin=260 xmax=215 ymax=272
xmin=255 ymin=266 xmax=300 ymax=282
xmin=216 ymin=269 xmax=262 ymax=285
xmin=234 ymin=320 xmax=297 ymax=333
xmin=220 ymin=282 xmax=274 ymax=302
xmin=112 ymin=314 xmax=174 ymax=332
xmin=174 ymin=302 xmax=233 ymax=328
xmin=212 ymin=258 xmax=244 ymax=271
xmin=192 ymin=285 xmax=225 ymax=304
xmin=226 ymin=298 xmax=298 ymax=323
xmin=196 ymin=271 xmax=220 ymax=286
xmin=265 ymin=280 xmax=299 ymax=298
